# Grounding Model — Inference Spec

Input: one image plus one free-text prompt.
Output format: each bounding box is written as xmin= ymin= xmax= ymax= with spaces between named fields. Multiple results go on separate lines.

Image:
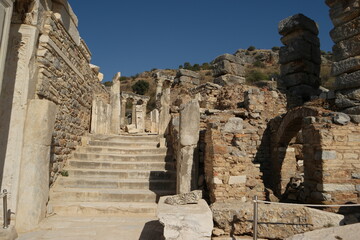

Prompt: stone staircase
xmin=48 ymin=134 xmax=176 ymax=217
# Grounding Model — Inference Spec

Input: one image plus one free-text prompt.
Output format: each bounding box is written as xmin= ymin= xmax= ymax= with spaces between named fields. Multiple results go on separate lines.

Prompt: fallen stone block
xmin=211 ymin=201 xmax=343 ymax=239
xmin=285 ymin=222 xmax=360 ymax=240
xmin=157 ymin=196 xmax=213 ymax=240
xmin=164 ymin=190 xmax=202 ymax=205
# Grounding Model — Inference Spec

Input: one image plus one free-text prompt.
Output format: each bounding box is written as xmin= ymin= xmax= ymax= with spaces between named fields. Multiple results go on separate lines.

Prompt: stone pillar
xmin=159 ymin=83 xmax=171 ymax=136
xmin=177 ymin=100 xmax=200 ymax=194
xmin=326 ymin=0 xmax=360 ymax=123
xmin=278 ymin=14 xmax=321 ymax=108
xmin=156 ymin=77 xmax=164 ymax=101
xmin=120 ymin=97 xmax=127 ymax=125
xmin=131 ymin=99 xmax=137 ymax=125
xmin=15 ymin=99 xmax=57 ymax=232
xmin=110 ymin=72 xmax=121 ymax=134
xmin=0 ymin=0 xmax=14 ymax=92
xmin=91 ymin=98 xmax=111 ymax=134
xmin=135 ymin=104 xmax=145 ymax=132
xmin=150 ymin=109 xmax=159 ymax=133
xmin=0 ymin=24 xmax=39 ymax=214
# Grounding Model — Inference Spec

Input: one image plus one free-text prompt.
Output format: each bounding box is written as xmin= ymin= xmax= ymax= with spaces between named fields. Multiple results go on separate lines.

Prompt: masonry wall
xmin=35 ymin=9 xmax=108 ymax=182
xmin=203 ymin=86 xmax=287 ymax=203
xmin=303 ymin=120 xmax=360 ymax=204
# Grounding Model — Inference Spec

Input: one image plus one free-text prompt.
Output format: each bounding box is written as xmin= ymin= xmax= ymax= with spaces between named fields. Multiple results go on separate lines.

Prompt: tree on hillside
xmin=132 ymin=80 xmax=150 ymax=95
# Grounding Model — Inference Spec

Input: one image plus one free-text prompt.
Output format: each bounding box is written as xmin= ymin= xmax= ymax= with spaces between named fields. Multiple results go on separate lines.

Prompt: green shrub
xmin=103 ymin=81 xmax=113 ymax=87
xmin=60 ymin=170 xmax=69 ymax=177
xmin=271 ymin=46 xmax=280 ymax=51
xmin=253 ymin=60 xmax=266 ymax=68
xmin=120 ymin=76 xmax=127 ymax=81
xmin=132 ymin=80 xmax=150 ymax=95
xmin=247 ymin=46 xmax=256 ymax=51
xmin=246 ymin=70 xmax=269 ymax=83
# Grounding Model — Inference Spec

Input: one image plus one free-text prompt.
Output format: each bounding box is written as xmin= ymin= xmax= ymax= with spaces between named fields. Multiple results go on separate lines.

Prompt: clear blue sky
xmin=69 ymin=0 xmax=333 ymax=81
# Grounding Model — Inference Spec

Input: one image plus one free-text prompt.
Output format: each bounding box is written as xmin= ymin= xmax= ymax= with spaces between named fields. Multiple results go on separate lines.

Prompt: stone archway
xmin=271 ymin=107 xmax=323 ymax=200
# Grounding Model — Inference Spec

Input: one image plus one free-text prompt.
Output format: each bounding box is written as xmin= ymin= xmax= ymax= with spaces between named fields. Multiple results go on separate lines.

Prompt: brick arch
xmin=271 ymin=107 xmax=323 ymax=198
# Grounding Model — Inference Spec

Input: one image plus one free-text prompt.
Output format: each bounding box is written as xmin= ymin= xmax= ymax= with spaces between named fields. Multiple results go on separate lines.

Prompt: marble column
xmin=120 ymin=97 xmax=127 ymax=125
xmin=110 ymin=72 xmax=121 ymax=134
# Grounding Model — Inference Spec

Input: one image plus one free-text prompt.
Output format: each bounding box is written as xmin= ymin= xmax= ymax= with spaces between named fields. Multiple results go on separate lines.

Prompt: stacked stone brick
xmin=326 ymin=0 xmax=360 ymax=122
xmin=278 ymin=14 xmax=321 ymax=108
xmin=203 ymin=87 xmax=287 ymax=203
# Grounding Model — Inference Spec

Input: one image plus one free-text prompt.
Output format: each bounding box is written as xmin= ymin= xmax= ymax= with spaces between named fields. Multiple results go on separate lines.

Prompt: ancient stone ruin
xmin=0 ymin=0 xmax=359 ymax=240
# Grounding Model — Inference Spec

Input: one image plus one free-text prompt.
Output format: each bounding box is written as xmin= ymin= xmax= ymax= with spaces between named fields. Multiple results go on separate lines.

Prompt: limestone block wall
xmin=302 ymin=119 xmax=360 ymax=204
xmin=203 ymin=87 xmax=287 ymax=203
xmin=278 ymin=14 xmax=321 ymax=108
xmin=35 ymin=13 xmax=108 ymax=181
xmin=326 ymin=0 xmax=360 ymax=123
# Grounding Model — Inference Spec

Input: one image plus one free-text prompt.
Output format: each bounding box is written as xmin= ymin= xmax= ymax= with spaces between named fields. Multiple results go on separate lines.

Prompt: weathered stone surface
xmin=213 ymin=54 xmax=245 ymax=77
xmin=234 ymin=49 xmax=279 ymax=65
xmin=16 ymin=100 xmax=57 ymax=232
xmin=0 ymin=226 xmax=17 ymax=240
xmin=335 ymin=94 xmax=360 ymax=108
xmin=223 ymin=117 xmax=243 ymax=133
xmin=213 ymin=54 xmax=244 ymax=65
xmin=52 ymin=0 xmax=80 ymax=45
xmin=327 ymin=0 xmax=360 ymax=27
xmin=91 ymin=98 xmax=111 ymax=134
xmin=317 ymin=183 xmax=355 ymax=192
xmin=330 ymin=15 xmax=360 ymax=43
xmin=315 ymin=150 xmax=337 ymax=161
xmin=179 ymin=100 xmax=200 ymax=146
xmin=0 ymin=24 xmax=39 ymax=215
xmin=214 ymin=74 xmax=245 ymax=86
xmin=285 ymin=223 xmax=360 ymax=240
xmin=333 ymin=34 xmax=360 ymax=62
xmin=338 ymin=88 xmax=360 ymax=101
xmin=332 ymin=56 xmax=360 ymax=76
xmin=164 ymin=190 xmax=202 ymax=205
xmin=228 ymin=176 xmax=247 ymax=185
xmin=158 ymin=197 xmax=213 ymax=240
xmin=349 ymin=114 xmax=360 ymax=123
xmin=211 ymin=202 xmax=343 ymax=239
xmin=335 ymin=69 xmax=360 ymax=90
xmin=343 ymin=106 xmax=360 ymax=115
xmin=0 ymin=0 xmax=13 ymax=93
xmin=178 ymin=69 xmax=200 ymax=79
xmin=110 ymin=72 xmax=121 ymax=134
xmin=281 ymin=60 xmax=320 ymax=76
xmin=331 ymin=112 xmax=351 ymax=125
xmin=282 ymin=73 xmax=320 ymax=88
xmin=177 ymin=145 xmax=197 ymax=194
xmin=279 ymin=14 xmax=319 ymax=36
xmin=279 ymin=41 xmax=312 ymax=64
xmin=281 ymin=29 xmax=320 ymax=47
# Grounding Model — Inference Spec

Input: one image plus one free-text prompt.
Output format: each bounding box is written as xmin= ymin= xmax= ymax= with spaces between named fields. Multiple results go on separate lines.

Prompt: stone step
xmin=66 ymin=168 xmax=176 ymax=180
xmin=50 ymin=188 xmax=174 ymax=202
xmin=73 ymin=152 xmax=171 ymax=162
xmin=90 ymin=134 xmax=160 ymax=143
xmin=68 ymin=160 xmax=175 ymax=171
xmin=88 ymin=140 xmax=159 ymax=148
xmin=77 ymin=146 xmax=168 ymax=155
xmin=56 ymin=177 xmax=176 ymax=190
xmin=47 ymin=201 xmax=158 ymax=217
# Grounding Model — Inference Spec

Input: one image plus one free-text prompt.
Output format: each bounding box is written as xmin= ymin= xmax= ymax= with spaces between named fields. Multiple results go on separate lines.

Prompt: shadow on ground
xmin=139 ymin=220 xmax=164 ymax=240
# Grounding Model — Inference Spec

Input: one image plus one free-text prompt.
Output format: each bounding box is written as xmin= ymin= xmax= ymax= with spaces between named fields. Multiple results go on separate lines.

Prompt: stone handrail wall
xmin=36 ymin=12 xmax=109 ymax=183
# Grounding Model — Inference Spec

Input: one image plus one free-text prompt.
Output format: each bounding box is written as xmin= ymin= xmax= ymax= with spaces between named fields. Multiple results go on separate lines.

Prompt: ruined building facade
xmin=0 ymin=0 xmax=359 ymax=237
